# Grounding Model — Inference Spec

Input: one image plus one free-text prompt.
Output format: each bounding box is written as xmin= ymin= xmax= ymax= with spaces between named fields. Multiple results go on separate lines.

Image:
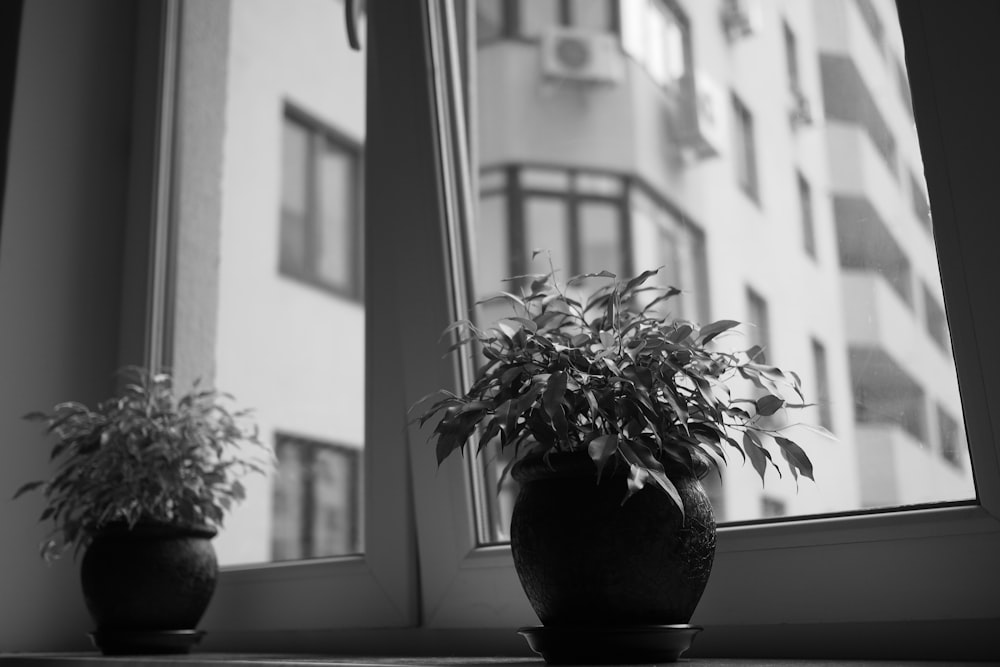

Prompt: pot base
xmin=518 ymin=624 xmax=702 ymax=664
xmin=88 ymin=629 xmax=205 ymax=655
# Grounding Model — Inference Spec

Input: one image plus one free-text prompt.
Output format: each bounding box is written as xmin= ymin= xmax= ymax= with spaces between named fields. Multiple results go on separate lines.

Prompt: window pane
xmin=578 ymin=200 xmax=621 ymax=275
xmin=524 ymin=196 xmax=570 ymax=274
xmin=175 ymin=0 xmax=366 ymax=566
xmin=476 ymin=0 xmax=504 ymax=43
xmin=521 ymin=0 xmax=560 ymax=38
xmin=281 ymin=119 xmax=309 ymax=216
xmin=316 ymin=143 xmax=355 ymax=292
xmin=468 ymin=0 xmax=975 ymax=539
xmin=571 ymin=0 xmax=612 ymax=32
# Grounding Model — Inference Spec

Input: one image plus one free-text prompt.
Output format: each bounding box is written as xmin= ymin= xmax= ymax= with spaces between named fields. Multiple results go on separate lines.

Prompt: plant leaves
xmin=775 ymin=436 xmax=815 ymax=482
xmin=755 ymin=394 xmax=785 ymax=417
xmin=12 ymin=480 xmax=44 ymax=499
xmin=587 ymin=434 xmax=618 ymax=482
xmin=699 ymin=319 xmax=741 ymax=344
xmin=743 ymin=431 xmax=768 ymax=486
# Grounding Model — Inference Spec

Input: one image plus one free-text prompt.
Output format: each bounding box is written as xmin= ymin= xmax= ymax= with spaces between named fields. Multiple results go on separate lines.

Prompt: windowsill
xmin=1 ymin=657 xmax=994 ymax=667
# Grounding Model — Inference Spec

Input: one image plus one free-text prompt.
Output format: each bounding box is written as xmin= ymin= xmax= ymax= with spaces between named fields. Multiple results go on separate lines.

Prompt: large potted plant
xmin=413 ymin=266 xmax=817 ymax=664
xmin=14 ymin=368 xmax=271 ymax=655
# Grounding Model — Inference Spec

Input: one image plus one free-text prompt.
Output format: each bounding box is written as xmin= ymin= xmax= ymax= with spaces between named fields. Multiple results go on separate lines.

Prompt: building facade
xmin=204 ymin=0 xmax=973 ymax=563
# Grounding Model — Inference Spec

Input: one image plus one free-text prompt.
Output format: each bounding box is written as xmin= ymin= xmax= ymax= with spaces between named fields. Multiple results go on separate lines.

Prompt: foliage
xmin=412 ymin=266 xmax=818 ymax=518
xmin=14 ymin=368 xmax=272 ymax=561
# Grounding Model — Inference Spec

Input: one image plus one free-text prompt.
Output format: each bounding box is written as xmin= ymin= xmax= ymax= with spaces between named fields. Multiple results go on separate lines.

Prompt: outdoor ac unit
xmin=678 ymin=71 xmax=729 ymax=159
xmin=721 ymin=0 xmax=764 ymax=42
xmin=789 ymin=86 xmax=814 ymax=128
xmin=541 ymin=27 xmax=624 ymax=84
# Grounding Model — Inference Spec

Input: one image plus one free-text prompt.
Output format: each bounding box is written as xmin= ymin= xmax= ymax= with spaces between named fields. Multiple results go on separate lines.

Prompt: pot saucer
xmin=88 ymin=629 xmax=206 ymax=655
xmin=518 ymin=624 xmax=702 ymax=664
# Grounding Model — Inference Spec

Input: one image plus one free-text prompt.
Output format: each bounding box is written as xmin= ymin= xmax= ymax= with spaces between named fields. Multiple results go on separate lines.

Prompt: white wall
xmin=0 ymin=0 xmax=137 ymax=651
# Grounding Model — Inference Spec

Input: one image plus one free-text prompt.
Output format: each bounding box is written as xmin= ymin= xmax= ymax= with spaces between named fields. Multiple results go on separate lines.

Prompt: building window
xmin=279 ymin=108 xmax=363 ymax=300
xmin=936 ymin=405 xmax=962 ymax=468
xmin=895 ymin=55 xmax=914 ymax=118
xmin=732 ymin=92 xmax=759 ymax=202
xmin=783 ymin=19 xmax=800 ymax=93
xmin=761 ymin=496 xmax=787 ymax=518
xmin=854 ymin=0 xmax=885 ymax=55
xmin=798 ymin=171 xmax=817 ymax=259
xmin=922 ymin=282 xmax=949 ymax=351
xmin=272 ymin=434 xmax=363 ymax=560
xmin=479 ymin=0 xmax=618 ymax=41
xmin=476 ymin=0 xmax=506 ymax=43
xmin=621 ymin=0 xmax=690 ymax=88
xmin=745 ymin=286 xmax=771 ymax=363
xmin=812 ymin=338 xmax=834 ymax=431
xmin=910 ymin=169 xmax=932 ymax=231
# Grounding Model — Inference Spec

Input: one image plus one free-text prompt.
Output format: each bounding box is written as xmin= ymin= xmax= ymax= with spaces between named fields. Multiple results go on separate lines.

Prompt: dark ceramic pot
xmin=510 ymin=451 xmax=716 ymax=628
xmin=80 ymin=521 xmax=218 ymax=654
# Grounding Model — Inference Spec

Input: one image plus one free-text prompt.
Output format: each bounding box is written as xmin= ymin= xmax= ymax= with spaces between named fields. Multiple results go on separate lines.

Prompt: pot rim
xmin=511 ymin=449 xmax=706 ymax=484
xmin=89 ymin=520 xmax=218 ymax=540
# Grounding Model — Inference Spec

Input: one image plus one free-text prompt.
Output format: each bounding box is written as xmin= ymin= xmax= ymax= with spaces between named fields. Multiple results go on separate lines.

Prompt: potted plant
xmin=413 ymin=266 xmax=817 ymax=664
xmin=13 ymin=367 xmax=271 ymax=655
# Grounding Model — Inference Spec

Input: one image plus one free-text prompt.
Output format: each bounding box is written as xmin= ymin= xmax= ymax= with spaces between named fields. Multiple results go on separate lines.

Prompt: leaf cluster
xmin=14 ymin=367 xmax=272 ymax=561
xmin=412 ymin=267 xmax=816 ymax=519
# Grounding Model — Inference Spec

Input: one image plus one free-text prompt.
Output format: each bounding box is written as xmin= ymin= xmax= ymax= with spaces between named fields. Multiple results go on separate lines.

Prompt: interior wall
xmin=0 ymin=0 xmax=136 ymax=651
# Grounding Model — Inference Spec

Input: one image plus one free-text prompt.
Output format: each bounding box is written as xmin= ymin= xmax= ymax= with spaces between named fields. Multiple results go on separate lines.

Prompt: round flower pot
xmin=80 ymin=522 xmax=218 ymax=655
xmin=510 ymin=451 xmax=716 ymax=663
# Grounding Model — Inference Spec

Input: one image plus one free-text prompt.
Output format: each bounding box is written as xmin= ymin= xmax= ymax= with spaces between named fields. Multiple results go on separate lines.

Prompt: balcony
xmin=841 ymin=271 xmax=960 ymax=398
xmin=856 ymin=423 xmax=975 ymax=509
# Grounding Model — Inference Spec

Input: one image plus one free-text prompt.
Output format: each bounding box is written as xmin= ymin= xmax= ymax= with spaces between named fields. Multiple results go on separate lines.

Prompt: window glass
xmin=467 ymin=0 xmax=976 ymax=538
xmin=174 ymin=0 xmax=366 ymax=566
xmin=521 ymin=0 xmax=561 ymax=39
xmin=732 ymin=93 xmax=758 ymax=200
xmin=798 ymin=171 xmax=816 ymax=258
xmin=571 ymin=0 xmax=612 ymax=32
xmin=621 ymin=0 xmax=688 ymax=88
xmin=316 ymin=142 xmax=356 ymax=293
xmin=784 ymin=20 xmax=800 ymax=91
xmin=578 ymin=200 xmax=622 ymax=275
xmin=524 ymin=197 xmax=570 ymax=273
xmin=812 ymin=338 xmax=833 ymax=432
xmin=476 ymin=0 xmax=504 ymax=43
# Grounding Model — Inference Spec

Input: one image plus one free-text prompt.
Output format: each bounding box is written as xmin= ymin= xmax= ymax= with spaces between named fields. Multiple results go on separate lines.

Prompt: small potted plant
xmin=13 ymin=367 xmax=271 ymax=655
xmin=413 ymin=265 xmax=816 ymax=664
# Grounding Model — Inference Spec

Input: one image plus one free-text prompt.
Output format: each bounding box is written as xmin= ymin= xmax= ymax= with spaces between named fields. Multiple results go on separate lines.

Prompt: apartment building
xmin=126 ymin=0 xmax=976 ymax=561
xmin=471 ymin=0 xmax=973 ymax=530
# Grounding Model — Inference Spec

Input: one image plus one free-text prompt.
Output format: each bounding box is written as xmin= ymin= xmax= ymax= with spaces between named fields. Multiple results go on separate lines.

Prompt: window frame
xmin=140 ymin=0 xmax=1000 ymax=659
xmin=731 ymin=90 xmax=760 ymax=204
xmin=146 ymin=0 xmax=420 ymax=641
xmin=406 ymin=0 xmax=1000 ymax=660
xmin=278 ymin=104 xmax=365 ymax=302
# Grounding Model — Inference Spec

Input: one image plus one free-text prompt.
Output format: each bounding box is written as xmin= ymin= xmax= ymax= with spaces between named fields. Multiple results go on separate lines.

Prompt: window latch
xmin=346 ymin=0 xmax=361 ymax=50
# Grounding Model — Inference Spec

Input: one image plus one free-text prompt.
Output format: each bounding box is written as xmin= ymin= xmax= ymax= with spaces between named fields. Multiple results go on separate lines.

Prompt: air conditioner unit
xmin=721 ymin=0 xmax=764 ymax=42
xmin=789 ymin=86 xmax=813 ymax=128
xmin=541 ymin=27 xmax=624 ymax=84
xmin=677 ymin=71 xmax=728 ymax=159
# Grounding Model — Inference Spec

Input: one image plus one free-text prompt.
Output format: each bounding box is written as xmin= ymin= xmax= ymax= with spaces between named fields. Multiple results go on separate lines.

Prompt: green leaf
xmin=12 ymin=480 xmax=44 ymax=499
xmin=755 ymin=394 xmax=785 ymax=417
xmin=476 ymin=291 xmax=526 ymax=309
xmin=699 ymin=319 xmax=741 ymax=344
xmin=542 ymin=372 xmax=567 ymax=418
xmin=622 ymin=268 xmax=662 ymax=294
xmin=667 ymin=324 xmax=693 ymax=343
xmin=568 ymin=270 xmax=617 ymax=286
xmin=775 ymin=436 xmax=815 ymax=482
xmin=619 ymin=440 xmax=684 ymax=520
xmin=587 ymin=434 xmax=618 ymax=482
xmin=743 ymin=431 xmax=767 ymax=487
